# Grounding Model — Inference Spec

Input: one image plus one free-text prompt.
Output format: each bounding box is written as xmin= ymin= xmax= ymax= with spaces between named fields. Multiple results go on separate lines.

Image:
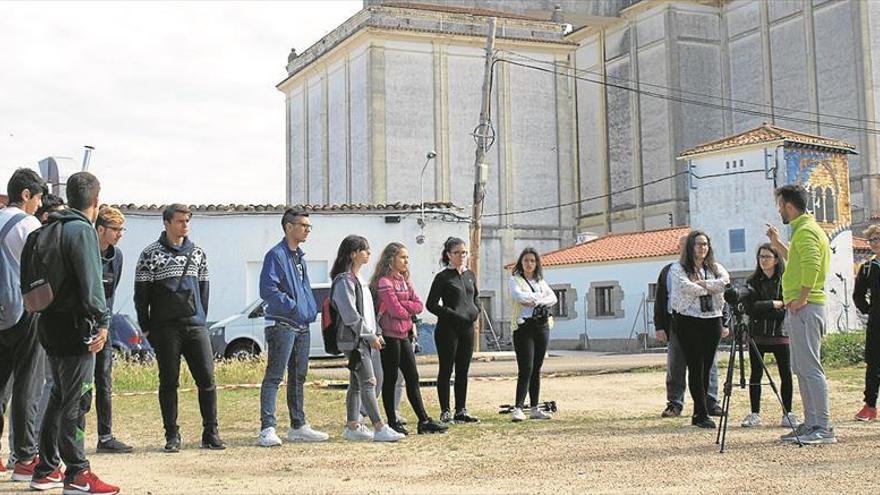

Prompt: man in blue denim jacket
xmin=256 ymin=208 xmax=328 ymax=446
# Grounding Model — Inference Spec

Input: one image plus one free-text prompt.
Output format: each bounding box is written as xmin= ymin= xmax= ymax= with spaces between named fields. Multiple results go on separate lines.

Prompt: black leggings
xmin=748 ymin=342 xmax=793 ymax=414
xmin=674 ymin=315 xmax=721 ymax=418
xmin=380 ymin=336 xmax=428 ymax=423
xmin=434 ymin=323 xmax=474 ymax=413
xmin=865 ymin=326 xmax=880 ymax=408
xmin=513 ymin=319 xmax=550 ymax=408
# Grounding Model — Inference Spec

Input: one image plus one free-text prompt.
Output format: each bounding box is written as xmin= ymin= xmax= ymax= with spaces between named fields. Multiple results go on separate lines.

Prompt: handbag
xmin=154 ymin=251 xmax=197 ymax=320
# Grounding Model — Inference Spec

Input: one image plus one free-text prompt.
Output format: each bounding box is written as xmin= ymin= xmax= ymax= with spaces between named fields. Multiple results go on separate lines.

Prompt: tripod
xmin=715 ymin=308 xmax=802 ymax=452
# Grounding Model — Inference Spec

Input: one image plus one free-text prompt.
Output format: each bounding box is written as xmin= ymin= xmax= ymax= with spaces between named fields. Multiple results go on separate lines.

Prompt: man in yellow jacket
xmin=767 ymin=184 xmax=834 ymax=444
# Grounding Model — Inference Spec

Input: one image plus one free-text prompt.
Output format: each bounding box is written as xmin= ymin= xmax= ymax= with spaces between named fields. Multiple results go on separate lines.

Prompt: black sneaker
xmin=201 ymin=430 xmax=226 ymax=450
xmin=439 ymin=410 xmax=454 ymax=424
xmin=707 ymin=404 xmax=724 ymax=417
xmin=417 ymin=418 xmax=449 ymax=435
xmin=164 ymin=434 xmax=181 ymax=453
xmin=389 ymin=421 xmax=409 ymax=436
xmin=691 ymin=415 xmax=716 ymax=429
xmin=454 ymin=409 xmax=480 ymax=424
xmin=661 ymin=405 xmax=682 ymax=418
xmin=96 ymin=437 xmax=133 ymax=454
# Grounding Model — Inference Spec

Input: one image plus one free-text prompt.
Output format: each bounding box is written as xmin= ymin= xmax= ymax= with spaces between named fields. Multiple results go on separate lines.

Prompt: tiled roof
xmin=111 ymin=202 xmax=461 ymax=214
xmin=539 ymin=226 xmax=690 ymax=267
xmin=678 ymin=123 xmax=857 ymax=158
xmin=853 ymin=237 xmax=870 ymax=253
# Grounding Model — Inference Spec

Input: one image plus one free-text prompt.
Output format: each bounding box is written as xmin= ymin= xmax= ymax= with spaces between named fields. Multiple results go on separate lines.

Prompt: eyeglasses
xmin=102 ymin=225 xmax=125 ymax=233
xmin=694 ymin=242 xmax=709 ymax=247
xmin=295 ymin=223 xmax=313 ymax=231
xmin=758 ymin=254 xmax=776 ymax=260
xmin=450 ymin=250 xmax=468 ymax=256
xmin=869 ymin=237 xmax=880 ymax=244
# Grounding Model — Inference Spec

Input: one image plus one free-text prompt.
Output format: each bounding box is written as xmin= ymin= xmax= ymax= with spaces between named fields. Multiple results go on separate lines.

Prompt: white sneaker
xmin=511 ymin=407 xmax=526 ymax=422
xmin=530 ymin=406 xmax=552 ymax=420
xmin=372 ymin=425 xmax=403 ymax=442
xmin=780 ymin=412 xmax=800 ymax=428
xmin=740 ymin=412 xmax=762 ymax=428
xmin=343 ymin=424 xmax=373 ymax=442
xmin=257 ymin=427 xmax=282 ymax=447
xmin=288 ymin=424 xmax=330 ymax=443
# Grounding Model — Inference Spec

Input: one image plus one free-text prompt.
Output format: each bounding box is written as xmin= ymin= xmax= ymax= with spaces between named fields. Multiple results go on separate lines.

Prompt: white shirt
xmin=508 ymin=275 xmax=558 ymax=322
xmin=669 ymin=262 xmax=730 ymax=319
xmin=0 ymin=206 xmax=41 ymax=265
xmin=359 ymin=275 xmax=377 ymax=336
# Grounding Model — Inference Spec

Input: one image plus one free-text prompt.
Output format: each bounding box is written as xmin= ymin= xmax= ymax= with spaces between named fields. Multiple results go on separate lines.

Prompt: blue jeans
xmin=667 ymin=329 xmax=719 ymax=410
xmin=260 ymin=324 xmax=310 ymax=430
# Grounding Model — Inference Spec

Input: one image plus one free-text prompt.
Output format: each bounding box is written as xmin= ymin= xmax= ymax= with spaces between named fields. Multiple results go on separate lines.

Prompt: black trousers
xmin=434 ymin=323 xmax=474 ymax=413
xmin=748 ymin=342 xmax=793 ymax=414
xmin=513 ymin=319 xmax=550 ymax=408
xmin=34 ymin=352 xmax=94 ymax=482
xmin=380 ymin=336 xmax=428 ymax=423
xmin=94 ymin=341 xmax=113 ymax=438
xmin=0 ymin=313 xmax=43 ymax=461
xmin=864 ymin=325 xmax=880 ymax=407
xmin=148 ymin=326 xmax=218 ymax=438
xmin=674 ymin=314 xmax=721 ymax=418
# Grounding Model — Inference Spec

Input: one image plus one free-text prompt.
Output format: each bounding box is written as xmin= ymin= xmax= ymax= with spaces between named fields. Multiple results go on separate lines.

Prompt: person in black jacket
xmin=853 ymin=225 xmax=880 ymax=421
xmin=134 ymin=204 xmax=224 ymax=452
xmin=739 ymin=243 xmax=799 ymax=428
xmin=426 ymin=237 xmax=481 ymax=424
xmin=30 ymin=172 xmax=119 ymax=494
xmin=91 ymin=206 xmax=133 ymax=453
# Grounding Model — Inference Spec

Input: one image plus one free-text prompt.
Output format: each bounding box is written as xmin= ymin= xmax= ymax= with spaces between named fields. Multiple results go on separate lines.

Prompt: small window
xmin=647 ymin=283 xmax=658 ymax=302
xmin=595 ymin=286 xmax=614 ymax=317
xmin=729 ymin=228 xmax=746 ymax=253
xmin=552 ymin=289 xmax=568 ymax=318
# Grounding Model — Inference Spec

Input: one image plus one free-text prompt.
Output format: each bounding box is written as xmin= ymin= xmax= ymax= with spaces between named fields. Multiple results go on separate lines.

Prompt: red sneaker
xmin=62 ymin=469 xmax=119 ymax=495
xmin=855 ymin=404 xmax=877 ymax=421
xmin=0 ymin=460 xmax=6 ymax=475
xmin=11 ymin=455 xmax=38 ymax=481
xmin=30 ymin=469 xmax=64 ymax=491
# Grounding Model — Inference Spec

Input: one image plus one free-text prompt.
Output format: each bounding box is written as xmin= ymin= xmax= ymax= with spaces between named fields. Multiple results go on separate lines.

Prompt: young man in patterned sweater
xmin=134 ymin=204 xmax=225 ymax=452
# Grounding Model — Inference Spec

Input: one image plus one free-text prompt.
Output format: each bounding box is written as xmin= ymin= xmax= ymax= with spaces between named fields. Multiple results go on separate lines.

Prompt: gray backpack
xmin=0 ymin=213 xmax=27 ymax=330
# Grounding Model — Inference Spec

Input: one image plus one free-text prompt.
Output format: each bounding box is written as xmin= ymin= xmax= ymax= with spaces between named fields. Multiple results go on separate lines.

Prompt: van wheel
xmin=225 ymin=340 xmax=259 ymax=360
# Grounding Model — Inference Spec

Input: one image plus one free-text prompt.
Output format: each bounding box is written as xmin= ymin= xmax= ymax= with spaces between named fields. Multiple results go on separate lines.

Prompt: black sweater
xmin=854 ymin=258 xmax=880 ymax=328
xmin=426 ymin=267 xmax=480 ymax=329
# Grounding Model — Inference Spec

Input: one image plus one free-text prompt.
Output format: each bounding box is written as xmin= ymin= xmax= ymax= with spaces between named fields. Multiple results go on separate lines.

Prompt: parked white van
xmin=209 ymin=283 xmax=332 ymax=359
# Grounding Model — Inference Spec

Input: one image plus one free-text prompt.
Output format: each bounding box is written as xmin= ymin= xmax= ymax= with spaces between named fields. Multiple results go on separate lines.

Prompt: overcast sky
xmin=0 ymin=0 xmax=362 ymax=205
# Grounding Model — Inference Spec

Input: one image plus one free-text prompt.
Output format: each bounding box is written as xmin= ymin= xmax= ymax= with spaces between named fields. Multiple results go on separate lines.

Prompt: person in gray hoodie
xmin=329 ymin=235 xmax=403 ymax=443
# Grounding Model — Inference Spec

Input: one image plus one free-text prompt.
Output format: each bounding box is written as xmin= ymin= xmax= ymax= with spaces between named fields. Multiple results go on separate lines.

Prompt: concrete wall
xmin=112 ymin=210 xmax=468 ymax=325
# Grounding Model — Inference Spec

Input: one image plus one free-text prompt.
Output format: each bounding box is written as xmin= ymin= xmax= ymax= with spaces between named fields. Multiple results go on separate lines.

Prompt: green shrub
xmin=822 ymin=330 xmax=866 ymax=368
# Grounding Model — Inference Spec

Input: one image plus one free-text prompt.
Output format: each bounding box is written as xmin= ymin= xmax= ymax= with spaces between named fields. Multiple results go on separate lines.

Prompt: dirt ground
xmin=2 ymin=354 xmax=879 ymax=494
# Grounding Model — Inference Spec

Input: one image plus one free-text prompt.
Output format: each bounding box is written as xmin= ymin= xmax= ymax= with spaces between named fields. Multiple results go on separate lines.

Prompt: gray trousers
xmin=787 ymin=303 xmax=830 ymax=429
xmin=667 ymin=329 xmax=719 ymax=409
xmin=361 ymin=347 xmax=404 ymax=418
xmin=346 ymin=343 xmax=382 ymax=425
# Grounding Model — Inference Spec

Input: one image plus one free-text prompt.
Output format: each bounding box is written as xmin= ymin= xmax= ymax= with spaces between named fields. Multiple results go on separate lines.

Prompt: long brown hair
xmin=369 ymin=242 xmax=409 ymax=294
xmin=748 ymin=242 xmax=785 ymax=283
xmin=679 ymin=230 xmax=720 ymax=279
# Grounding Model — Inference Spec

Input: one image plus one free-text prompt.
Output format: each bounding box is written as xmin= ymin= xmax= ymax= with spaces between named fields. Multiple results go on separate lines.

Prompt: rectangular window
xmin=729 ymin=228 xmax=746 ymax=253
xmin=595 ymin=286 xmax=614 ymax=317
xmin=551 ymin=289 xmax=568 ymax=318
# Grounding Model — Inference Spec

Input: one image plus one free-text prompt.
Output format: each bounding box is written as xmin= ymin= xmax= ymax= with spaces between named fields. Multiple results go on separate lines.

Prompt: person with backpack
xmin=256 ymin=208 xmax=328 ymax=447
xmin=507 ymin=247 xmax=557 ymax=422
xmin=330 ymin=235 xmax=403 ymax=442
xmin=370 ymin=242 xmax=447 ymax=435
xmin=134 ymin=204 xmax=224 ymax=452
xmin=27 ymin=171 xmax=120 ymax=494
xmin=0 ymin=168 xmax=45 ymax=482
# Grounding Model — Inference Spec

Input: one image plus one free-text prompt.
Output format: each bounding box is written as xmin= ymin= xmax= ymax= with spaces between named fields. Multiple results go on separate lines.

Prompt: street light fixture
xmin=418 ymin=151 xmax=437 ymax=244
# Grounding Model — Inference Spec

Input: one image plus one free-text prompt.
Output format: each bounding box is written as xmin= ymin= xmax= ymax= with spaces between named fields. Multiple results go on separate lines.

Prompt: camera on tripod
xmin=723 ymin=283 xmax=752 ymax=318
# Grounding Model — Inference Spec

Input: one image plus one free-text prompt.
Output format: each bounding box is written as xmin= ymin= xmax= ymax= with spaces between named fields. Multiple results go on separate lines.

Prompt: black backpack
xmin=20 ymin=216 xmax=75 ymax=313
xmin=321 ymin=274 xmax=362 ymax=356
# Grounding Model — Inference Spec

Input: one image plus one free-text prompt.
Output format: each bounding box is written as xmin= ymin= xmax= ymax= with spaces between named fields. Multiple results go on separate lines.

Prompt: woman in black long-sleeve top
xmin=426 ymin=237 xmax=481 ymax=424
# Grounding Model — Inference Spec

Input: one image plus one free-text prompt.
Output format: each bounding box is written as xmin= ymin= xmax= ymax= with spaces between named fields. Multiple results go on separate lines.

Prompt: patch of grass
xmin=823 ymin=330 xmax=866 ymax=368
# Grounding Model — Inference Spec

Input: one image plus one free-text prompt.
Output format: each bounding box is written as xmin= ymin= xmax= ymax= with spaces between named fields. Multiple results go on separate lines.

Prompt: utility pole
xmin=469 ymin=18 xmax=497 ymax=353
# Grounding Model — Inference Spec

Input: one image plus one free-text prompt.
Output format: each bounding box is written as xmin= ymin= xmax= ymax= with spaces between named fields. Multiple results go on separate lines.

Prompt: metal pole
xmin=468 ymin=18 xmax=497 ymax=353
xmin=82 ymin=145 xmax=95 ymax=171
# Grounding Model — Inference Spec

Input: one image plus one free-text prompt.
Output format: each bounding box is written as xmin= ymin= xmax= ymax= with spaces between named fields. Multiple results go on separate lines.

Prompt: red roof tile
xmin=678 ymin=123 xmax=856 ymax=158
xmin=854 ymin=236 xmax=871 ymax=252
xmin=111 ymin=202 xmax=461 ymax=214
xmin=538 ymin=226 xmax=690 ymax=267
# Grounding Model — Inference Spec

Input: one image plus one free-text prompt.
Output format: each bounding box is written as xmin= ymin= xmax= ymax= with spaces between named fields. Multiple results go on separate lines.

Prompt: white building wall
xmin=541 ymin=257 xmax=676 ymax=341
xmin=111 ymin=211 xmax=468 ymax=325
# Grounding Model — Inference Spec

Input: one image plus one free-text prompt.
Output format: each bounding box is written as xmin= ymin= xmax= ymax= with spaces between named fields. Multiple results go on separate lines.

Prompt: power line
xmin=497 ymin=49 xmax=880 ymax=128
xmin=496 ymin=58 xmax=880 ymax=136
